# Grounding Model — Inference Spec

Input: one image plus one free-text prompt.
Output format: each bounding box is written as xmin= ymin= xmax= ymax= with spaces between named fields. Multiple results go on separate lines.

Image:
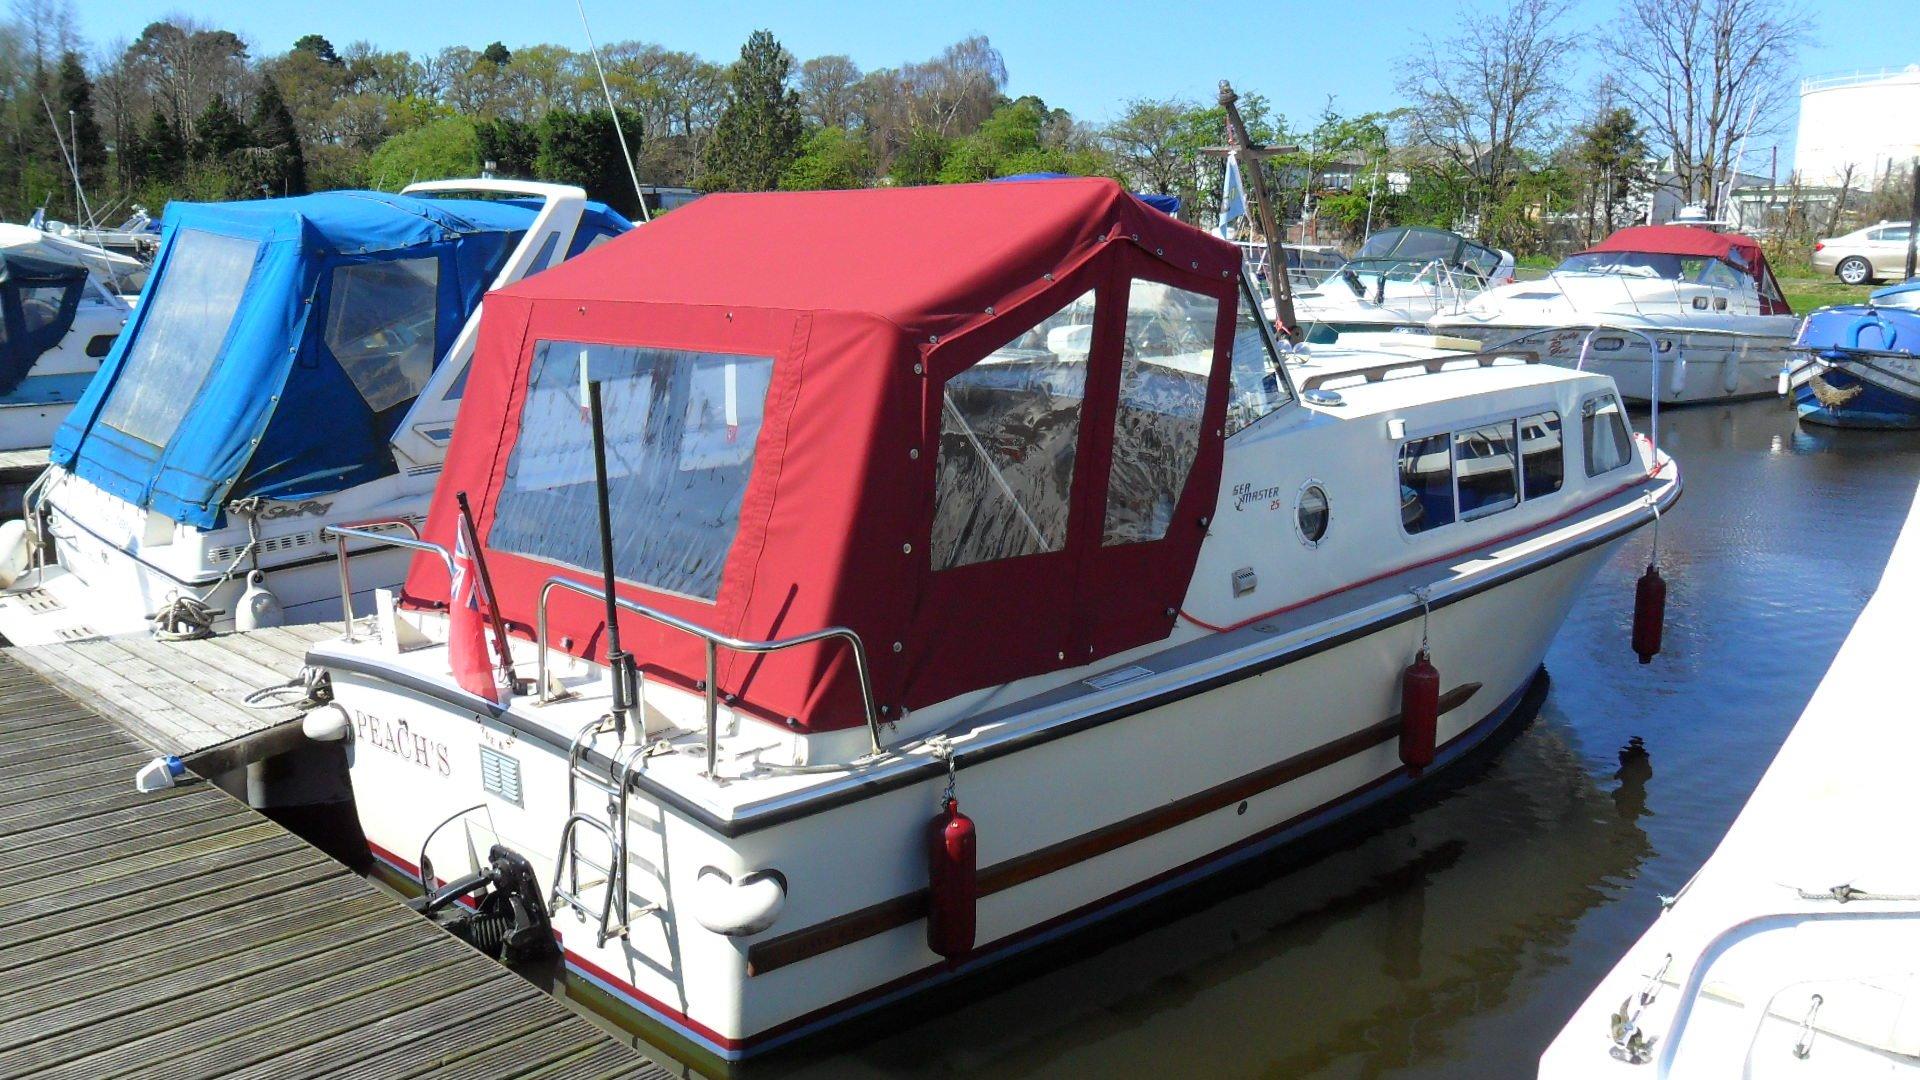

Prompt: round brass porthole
xmin=1296 ymin=482 xmax=1330 ymax=546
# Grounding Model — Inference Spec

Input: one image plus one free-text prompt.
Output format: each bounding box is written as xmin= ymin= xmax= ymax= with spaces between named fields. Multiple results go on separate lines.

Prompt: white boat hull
xmin=329 ymin=535 xmax=1623 ymax=1060
xmin=1438 ymin=324 xmax=1795 ymax=404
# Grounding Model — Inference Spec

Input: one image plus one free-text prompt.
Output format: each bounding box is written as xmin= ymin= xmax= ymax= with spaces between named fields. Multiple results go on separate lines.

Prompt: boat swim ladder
xmin=551 ymin=717 xmax=660 ymax=947
xmin=533 ymin=574 xmax=885 ymax=948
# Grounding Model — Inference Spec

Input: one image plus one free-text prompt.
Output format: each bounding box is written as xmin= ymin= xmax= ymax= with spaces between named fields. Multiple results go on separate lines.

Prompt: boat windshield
xmin=1554 ymin=251 xmax=1751 ymax=290
xmin=1348 ymin=227 xmax=1502 ymax=281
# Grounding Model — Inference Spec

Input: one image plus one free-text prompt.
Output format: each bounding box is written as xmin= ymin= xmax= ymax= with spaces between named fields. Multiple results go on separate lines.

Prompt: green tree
xmin=936 ymin=98 xmax=1105 ymax=184
xmin=291 ymin=33 xmax=342 ymax=67
xmin=1572 ymin=106 xmax=1649 ymax=239
xmin=365 ymin=115 xmax=479 ymax=188
xmin=480 ymin=41 xmax=511 ymax=66
xmin=139 ymin=110 xmax=186 ymax=184
xmin=192 ymin=94 xmax=248 ymax=160
xmin=779 ymin=126 xmax=873 ymax=190
xmin=54 ymin=52 xmax=106 ymax=200
xmin=477 ymin=116 xmax=537 ymax=177
xmin=535 ymin=108 xmax=643 ymax=216
xmin=249 ymin=76 xmax=308 ymax=194
xmin=701 ymin=30 xmax=803 ymax=192
xmin=888 ymin=127 xmax=949 ymax=186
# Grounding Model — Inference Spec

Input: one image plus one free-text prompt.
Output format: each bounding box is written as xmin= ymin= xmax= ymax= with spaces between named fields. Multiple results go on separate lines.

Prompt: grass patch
xmin=1779 ymin=274 xmax=1873 ymax=315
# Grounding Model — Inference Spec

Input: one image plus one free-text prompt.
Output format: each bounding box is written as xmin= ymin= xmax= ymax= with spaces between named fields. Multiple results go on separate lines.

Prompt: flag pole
xmin=455 ymin=490 xmax=515 ymax=692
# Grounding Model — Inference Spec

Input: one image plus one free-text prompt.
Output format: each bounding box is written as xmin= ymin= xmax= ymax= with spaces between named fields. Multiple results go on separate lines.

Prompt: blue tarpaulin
xmin=993 ymin=172 xmax=1181 ymax=215
xmin=50 ymin=190 xmax=628 ymax=528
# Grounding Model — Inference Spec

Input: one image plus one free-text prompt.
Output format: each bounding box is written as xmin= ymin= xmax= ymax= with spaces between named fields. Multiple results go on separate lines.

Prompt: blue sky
xmin=73 ymin=0 xmax=1910 ymax=159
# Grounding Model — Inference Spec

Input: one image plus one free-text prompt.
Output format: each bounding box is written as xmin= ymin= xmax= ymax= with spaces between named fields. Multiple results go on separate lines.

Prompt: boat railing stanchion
xmin=533 ymin=574 xmax=887 ymax=780
xmin=320 ymin=520 xmax=440 ymax=644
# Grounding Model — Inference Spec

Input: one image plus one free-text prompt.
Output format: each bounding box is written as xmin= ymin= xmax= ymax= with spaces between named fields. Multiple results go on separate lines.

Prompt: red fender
xmin=1400 ymin=649 xmax=1440 ymax=776
xmin=927 ymin=797 xmax=977 ymax=962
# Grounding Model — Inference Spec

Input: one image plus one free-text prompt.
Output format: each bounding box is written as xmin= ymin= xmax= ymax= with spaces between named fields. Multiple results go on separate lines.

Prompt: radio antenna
xmin=575 ymin=0 xmax=650 ymax=222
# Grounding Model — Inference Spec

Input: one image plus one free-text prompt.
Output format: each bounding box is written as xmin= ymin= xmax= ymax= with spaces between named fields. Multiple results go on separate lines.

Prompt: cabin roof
xmin=411 ymin=179 xmax=1247 ymax=734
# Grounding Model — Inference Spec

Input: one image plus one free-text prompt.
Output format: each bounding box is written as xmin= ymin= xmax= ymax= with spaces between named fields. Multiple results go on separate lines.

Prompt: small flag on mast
xmin=1216 ymin=153 xmax=1248 ymax=239
xmin=450 ymin=513 xmax=509 ymax=706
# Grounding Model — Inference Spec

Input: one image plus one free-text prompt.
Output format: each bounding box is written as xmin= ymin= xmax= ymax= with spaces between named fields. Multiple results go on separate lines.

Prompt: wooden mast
xmin=1215 ymin=80 xmax=1300 ymax=343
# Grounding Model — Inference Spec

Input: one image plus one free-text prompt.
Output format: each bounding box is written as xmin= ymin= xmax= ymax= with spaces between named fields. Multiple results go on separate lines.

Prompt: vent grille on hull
xmin=479 ymin=746 xmax=523 ymax=807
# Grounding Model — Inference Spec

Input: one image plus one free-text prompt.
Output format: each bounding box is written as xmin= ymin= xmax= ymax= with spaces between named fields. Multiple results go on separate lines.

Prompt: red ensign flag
xmin=449 ymin=515 xmax=507 ymax=705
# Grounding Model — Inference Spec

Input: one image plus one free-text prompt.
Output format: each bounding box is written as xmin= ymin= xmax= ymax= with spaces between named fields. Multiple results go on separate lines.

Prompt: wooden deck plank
xmin=0 ymin=652 xmax=660 ymax=1079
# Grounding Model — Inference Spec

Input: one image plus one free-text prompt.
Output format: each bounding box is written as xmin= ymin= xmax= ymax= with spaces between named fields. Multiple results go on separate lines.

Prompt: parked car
xmin=1813 ymin=220 xmax=1913 ymax=285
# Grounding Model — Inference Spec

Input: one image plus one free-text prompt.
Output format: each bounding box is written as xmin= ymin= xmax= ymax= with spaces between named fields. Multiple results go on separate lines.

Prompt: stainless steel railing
xmin=322 ymin=520 xmax=444 ymax=643
xmin=535 ymin=575 xmax=883 ymax=777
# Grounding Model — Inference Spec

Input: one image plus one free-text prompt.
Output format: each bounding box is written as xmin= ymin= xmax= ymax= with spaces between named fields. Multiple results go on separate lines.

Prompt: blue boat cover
xmin=1797 ymin=303 xmax=1920 ymax=358
xmin=1872 ymin=278 xmax=1920 ymax=304
xmin=993 ymin=172 xmax=1181 ymax=215
xmin=0 ymin=252 xmax=88 ymax=396
xmin=50 ymin=191 xmax=629 ymax=528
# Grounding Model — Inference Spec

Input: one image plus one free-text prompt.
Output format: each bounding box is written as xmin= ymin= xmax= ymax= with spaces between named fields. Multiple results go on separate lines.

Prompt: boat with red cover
xmin=1432 ymin=221 xmax=1797 ymax=404
xmin=300 ymin=178 xmax=1680 ymax=1062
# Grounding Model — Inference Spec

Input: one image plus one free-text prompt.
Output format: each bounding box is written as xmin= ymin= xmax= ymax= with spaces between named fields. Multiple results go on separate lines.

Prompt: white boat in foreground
xmin=298 ymin=178 xmax=1679 ymax=1062
xmin=1432 ymin=222 xmax=1798 ymax=404
xmin=0 ymin=180 xmax=629 ymax=644
xmin=1542 ymin=484 xmax=1920 ymax=1077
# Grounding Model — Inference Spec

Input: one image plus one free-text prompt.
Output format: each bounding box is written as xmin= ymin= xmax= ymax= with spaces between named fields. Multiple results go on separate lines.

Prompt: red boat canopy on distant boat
xmin=407 ymin=178 xmax=1244 ymax=733
xmin=1580 ymin=225 xmax=1792 ymax=315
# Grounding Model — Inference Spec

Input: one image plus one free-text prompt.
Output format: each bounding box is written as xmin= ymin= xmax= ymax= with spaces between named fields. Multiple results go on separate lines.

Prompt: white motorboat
xmin=1273 ymin=226 xmax=1513 ymax=341
xmin=1432 ymin=223 xmax=1799 ymax=404
xmin=0 ymin=180 xmax=630 ymax=643
xmin=296 ymin=178 xmax=1679 ymax=1062
xmin=0 ymin=223 xmax=145 ymax=454
xmin=1541 ymin=481 xmax=1920 ymax=1078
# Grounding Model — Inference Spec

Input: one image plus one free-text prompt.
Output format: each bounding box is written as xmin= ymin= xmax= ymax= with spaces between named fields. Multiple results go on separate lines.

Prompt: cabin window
xmin=18 ymin=284 xmax=75 ymax=335
xmin=933 ymin=289 xmax=1095 ymax=570
xmin=1226 ymin=275 xmax=1291 ymax=435
xmin=1519 ymin=412 xmax=1564 ymax=499
xmin=490 ymin=341 xmax=774 ymax=602
xmin=85 ymin=333 xmax=117 ymax=358
xmin=1454 ymin=422 xmax=1519 ymax=521
xmin=325 ymin=256 xmax=441 ymax=414
xmin=1583 ymin=394 xmax=1633 ymax=475
xmin=1104 ymin=282 xmax=1218 ymax=546
xmin=97 ymin=228 xmax=260 ymax=448
xmin=1398 ymin=434 xmax=1454 ymax=533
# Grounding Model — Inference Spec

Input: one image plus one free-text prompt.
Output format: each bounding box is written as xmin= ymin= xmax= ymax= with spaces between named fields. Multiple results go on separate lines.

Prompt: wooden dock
xmin=8 ymin=623 xmax=329 ymax=759
xmin=0 ymin=448 xmax=47 ymax=520
xmin=0 ymin=651 xmax=672 ymax=1079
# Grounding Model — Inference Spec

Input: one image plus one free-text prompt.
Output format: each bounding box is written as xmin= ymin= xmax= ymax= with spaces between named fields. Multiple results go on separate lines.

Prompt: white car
xmin=1813 ymin=219 xmax=1912 ymax=285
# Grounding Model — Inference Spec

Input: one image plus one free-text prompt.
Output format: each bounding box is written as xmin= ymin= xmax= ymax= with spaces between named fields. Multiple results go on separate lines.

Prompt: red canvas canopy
xmin=406 ymin=178 xmax=1243 ymax=733
xmin=1581 ymin=225 xmax=1792 ymax=315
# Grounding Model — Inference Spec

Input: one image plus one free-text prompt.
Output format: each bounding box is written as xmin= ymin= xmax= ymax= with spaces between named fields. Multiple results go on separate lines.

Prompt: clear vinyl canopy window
xmin=933 ymin=288 xmax=1096 ymax=570
xmin=324 ymin=255 xmax=441 ymax=414
xmin=490 ymin=340 xmax=774 ymax=602
xmin=1226 ymin=275 xmax=1291 ymax=435
xmin=19 ymin=284 xmax=76 ymax=336
xmin=1104 ymin=281 xmax=1217 ymax=546
xmin=98 ymin=228 xmax=260 ymax=447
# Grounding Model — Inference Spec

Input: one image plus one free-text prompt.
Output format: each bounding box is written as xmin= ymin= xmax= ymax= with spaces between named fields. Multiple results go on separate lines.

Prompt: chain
xmin=1410 ymin=585 xmax=1432 ymax=652
xmin=928 ymin=735 xmax=957 ymax=804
